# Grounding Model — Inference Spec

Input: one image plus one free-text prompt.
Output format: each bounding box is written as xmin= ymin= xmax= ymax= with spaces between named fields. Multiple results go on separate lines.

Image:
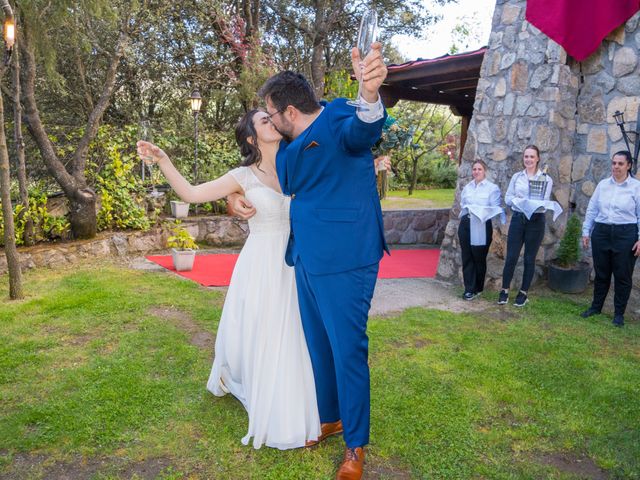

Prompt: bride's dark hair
xmin=235 ymin=109 xmax=262 ymax=168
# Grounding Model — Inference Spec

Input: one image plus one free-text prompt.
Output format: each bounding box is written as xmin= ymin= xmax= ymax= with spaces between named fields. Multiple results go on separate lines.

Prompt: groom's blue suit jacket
xmin=276 ymin=98 xmax=389 ymax=275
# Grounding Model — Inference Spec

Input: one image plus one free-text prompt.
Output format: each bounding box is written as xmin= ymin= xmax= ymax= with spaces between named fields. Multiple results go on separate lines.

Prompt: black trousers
xmin=590 ymin=222 xmax=638 ymax=316
xmin=501 ymin=211 xmax=546 ymax=291
xmin=458 ymin=215 xmax=493 ymax=294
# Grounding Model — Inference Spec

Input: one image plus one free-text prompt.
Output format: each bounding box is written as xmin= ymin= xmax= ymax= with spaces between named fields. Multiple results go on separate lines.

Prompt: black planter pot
xmin=547 ymin=261 xmax=591 ymax=294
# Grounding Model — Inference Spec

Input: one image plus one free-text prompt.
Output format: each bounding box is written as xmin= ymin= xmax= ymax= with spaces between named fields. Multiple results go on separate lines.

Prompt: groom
xmin=230 ymin=44 xmax=387 ymax=479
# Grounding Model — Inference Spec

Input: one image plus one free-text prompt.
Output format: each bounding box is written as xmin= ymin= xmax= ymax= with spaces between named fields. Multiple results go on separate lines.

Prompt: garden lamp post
xmin=613 ymin=109 xmax=640 ymax=174
xmin=190 ymin=89 xmax=202 ymax=214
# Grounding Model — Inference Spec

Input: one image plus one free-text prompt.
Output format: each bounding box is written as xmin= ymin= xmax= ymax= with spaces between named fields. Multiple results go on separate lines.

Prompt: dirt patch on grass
xmin=0 ymin=453 xmax=175 ymax=480
xmin=364 ymin=456 xmax=413 ymax=479
xmin=147 ymin=306 xmax=214 ymax=350
xmin=119 ymin=456 xmax=175 ymax=479
xmin=413 ymin=338 xmax=433 ymax=348
xmin=534 ymin=452 xmax=609 ymax=480
xmin=388 ymin=337 xmax=434 ymax=349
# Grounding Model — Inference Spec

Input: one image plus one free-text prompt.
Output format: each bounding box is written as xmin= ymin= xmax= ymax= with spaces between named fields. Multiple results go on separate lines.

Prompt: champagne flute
xmin=140 ymin=120 xmax=161 ymax=198
xmin=347 ymin=8 xmax=378 ymax=110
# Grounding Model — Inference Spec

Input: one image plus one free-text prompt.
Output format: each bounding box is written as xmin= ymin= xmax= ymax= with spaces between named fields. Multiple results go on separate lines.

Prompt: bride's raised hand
xmin=136 ymin=140 xmax=169 ymax=166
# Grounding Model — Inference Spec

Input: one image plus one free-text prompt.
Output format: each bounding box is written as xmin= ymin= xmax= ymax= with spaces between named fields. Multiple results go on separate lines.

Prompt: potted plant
xmin=170 ymin=200 xmax=190 ymax=219
xmin=547 ymin=214 xmax=591 ymax=293
xmin=167 ymin=221 xmax=199 ymax=271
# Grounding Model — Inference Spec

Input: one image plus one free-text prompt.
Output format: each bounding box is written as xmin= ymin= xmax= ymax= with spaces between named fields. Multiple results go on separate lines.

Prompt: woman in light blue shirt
xmin=580 ymin=151 xmax=640 ymax=327
xmin=498 ymin=145 xmax=553 ymax=307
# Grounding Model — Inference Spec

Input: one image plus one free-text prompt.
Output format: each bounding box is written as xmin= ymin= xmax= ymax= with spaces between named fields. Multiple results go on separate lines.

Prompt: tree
xmin=449 ymin=12 xmax=483 ymax=54
xmin=390 ymin=101 xmax=459 ymax=194
xmin=18 ymin=0 xmax=132 ymax=238
xmin=0 ymin=0 xmax=24 ymax=299
xmin=262 ymin=0 xmax=454 ymax=97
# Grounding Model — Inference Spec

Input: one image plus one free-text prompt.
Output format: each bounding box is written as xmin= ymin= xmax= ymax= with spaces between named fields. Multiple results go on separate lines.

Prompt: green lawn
xmin=1 ymin=264 xmax=639 ymax=479
xmin=381 ymin=189 xmax=455 ymax=210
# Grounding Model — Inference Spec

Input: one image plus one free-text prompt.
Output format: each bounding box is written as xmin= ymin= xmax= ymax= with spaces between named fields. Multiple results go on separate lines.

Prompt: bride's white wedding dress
xmin=206 ymin=166 xmax=321 ymax=450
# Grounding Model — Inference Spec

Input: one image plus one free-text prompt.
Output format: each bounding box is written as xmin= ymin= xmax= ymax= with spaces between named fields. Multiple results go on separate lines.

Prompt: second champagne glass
xmin=347 ymin=8 xmax=378 ymax=110
xmin=140 ymin=120 xmax=161 ymax=198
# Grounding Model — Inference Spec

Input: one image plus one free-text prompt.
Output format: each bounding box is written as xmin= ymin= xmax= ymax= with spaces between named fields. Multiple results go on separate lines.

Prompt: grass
xmin=381 ymin=188 xmax=455 ymax=210
xmin=1 ymin=263 xmax=639 ymax=479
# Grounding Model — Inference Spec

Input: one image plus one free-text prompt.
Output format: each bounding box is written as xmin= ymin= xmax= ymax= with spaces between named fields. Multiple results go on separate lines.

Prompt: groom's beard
xmin=273 ymin=121 xmax=294 ymax=143
xmin=277 ymin=128 xmax=293 ymax=143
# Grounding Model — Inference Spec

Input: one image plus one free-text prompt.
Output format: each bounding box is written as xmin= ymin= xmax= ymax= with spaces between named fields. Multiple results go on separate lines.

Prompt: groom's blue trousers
xmin=294 ymin=258 xmax=379 ymax=448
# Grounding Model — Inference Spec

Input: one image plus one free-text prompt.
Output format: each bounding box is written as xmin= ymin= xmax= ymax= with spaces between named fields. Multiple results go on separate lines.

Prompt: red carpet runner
xmin=147 ymin=249 xmax=440 ymax=287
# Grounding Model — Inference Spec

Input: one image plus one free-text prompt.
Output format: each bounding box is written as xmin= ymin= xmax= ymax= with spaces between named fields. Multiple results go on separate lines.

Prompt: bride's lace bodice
xmin=230 ymin=167 xmax=290 ymax=235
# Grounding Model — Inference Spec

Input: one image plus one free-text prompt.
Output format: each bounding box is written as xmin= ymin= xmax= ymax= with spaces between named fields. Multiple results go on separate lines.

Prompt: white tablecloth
xmin=511 ymin=198 xmax=563 ymax=221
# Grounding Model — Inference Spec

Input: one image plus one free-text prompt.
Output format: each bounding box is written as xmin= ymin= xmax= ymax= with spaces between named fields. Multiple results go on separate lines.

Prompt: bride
xmin=137 ymin=109 xmax=321 ymax=449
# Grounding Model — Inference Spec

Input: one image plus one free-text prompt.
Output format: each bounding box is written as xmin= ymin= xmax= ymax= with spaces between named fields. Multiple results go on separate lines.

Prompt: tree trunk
xmin=68 ymin=189 xmax=97 ymax=239
xmin=0 ymin=88 xmax=24 ymax=300
xmin=310 ymin=0 xmax=327 ymax=99
xmin=310 ymin=36 xmax=326 ymax=99
xmin=12 ymin=41 xmax=33 ymax=245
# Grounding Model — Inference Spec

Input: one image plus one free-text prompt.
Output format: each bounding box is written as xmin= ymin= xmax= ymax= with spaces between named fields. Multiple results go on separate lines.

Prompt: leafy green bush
xmin=0 ymin=192 xmax=71 ymax=247
xmin=555 ymin=214 xmax=582 ymax=267
xmin=90 ymin=125 xmax=150 ymax=232
xmin=424 ymin=157 xmax=457 ymax=188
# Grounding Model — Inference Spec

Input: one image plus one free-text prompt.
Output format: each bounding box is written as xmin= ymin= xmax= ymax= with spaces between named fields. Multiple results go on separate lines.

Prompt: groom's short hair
xmin=259 ymin=71 xmax=320 ymax=114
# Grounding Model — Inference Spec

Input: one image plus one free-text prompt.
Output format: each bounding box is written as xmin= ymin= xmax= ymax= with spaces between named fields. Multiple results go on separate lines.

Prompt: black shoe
xmin=497 ymin=290 xmax=509 ymax=305
xmin=463 ymin=292 xmax=475 ymax=301
xmin=613 ymin=315 xmax=624 ymax=327
xmin=514 ymin=291 xmax=528 ymax=307
xmin=580 ymin=307 xmax=601 ymax=318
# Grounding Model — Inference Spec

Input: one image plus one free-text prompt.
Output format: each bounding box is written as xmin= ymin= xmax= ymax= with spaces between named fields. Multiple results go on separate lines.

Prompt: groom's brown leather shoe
xmin=305 ymin=420 xmax=343 ymax=447
xmin=336 ymin=447 xmax=365 ymax=480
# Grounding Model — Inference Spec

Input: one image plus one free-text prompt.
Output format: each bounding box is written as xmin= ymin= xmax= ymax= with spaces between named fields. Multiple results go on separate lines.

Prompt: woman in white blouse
xmin=498 ymin=145 xmax=553 ymax=307
xmin=458 ymin=160 xmax=502 ymax=300
xmin=580 ymin=151 xmax=640 ymax=327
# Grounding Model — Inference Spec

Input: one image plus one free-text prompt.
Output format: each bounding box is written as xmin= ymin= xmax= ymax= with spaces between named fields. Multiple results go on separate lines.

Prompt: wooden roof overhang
xmin=380 ymin=47 xmax=486 ymax=118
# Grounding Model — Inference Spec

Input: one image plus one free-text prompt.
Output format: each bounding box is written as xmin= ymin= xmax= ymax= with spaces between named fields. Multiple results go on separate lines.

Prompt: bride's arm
xmin=137 ymin=140 xmax=242 ymax=203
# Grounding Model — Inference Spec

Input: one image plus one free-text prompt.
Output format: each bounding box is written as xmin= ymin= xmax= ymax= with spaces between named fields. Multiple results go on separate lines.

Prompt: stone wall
xmin=383 ymin=209 xmax=449 ymax=245
xmin=0 ymin=216 xmax=249 ymax=276
xmin=438 ymin=0 xmax=640 ymax=290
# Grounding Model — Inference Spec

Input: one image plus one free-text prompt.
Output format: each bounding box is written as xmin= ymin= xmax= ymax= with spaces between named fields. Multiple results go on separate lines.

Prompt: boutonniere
xmin=304 ymin=141 xmax=320 ymax=151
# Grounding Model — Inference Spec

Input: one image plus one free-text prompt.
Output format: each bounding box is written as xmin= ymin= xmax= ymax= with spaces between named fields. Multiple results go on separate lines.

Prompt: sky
xmin=391 ymin=0 xmax=497 ymax=60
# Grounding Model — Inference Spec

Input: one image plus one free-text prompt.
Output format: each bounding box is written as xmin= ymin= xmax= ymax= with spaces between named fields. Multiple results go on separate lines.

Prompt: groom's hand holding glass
xmin=350 ymin=41 xmax=387 ymax=104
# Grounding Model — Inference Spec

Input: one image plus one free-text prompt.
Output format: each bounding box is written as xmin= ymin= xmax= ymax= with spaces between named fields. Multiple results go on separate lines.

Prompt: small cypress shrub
xmin=555 ymin=214 xmax=582 ymax=267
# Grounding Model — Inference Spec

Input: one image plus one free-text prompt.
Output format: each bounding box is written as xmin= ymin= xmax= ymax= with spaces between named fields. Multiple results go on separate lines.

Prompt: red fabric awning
xmin=526 ymin=0 xmax=640 ymax=61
